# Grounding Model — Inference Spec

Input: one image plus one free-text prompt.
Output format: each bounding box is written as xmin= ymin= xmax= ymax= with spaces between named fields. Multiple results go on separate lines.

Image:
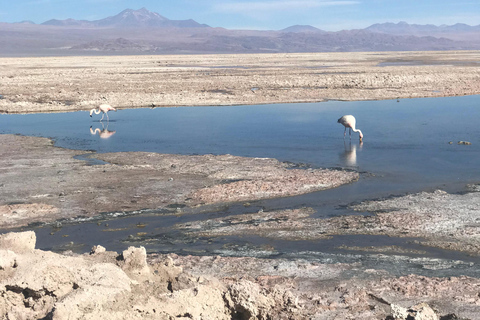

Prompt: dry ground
xmin=1 ymin=51 xmax=480 ymax=113
xmin=0 ymin=134 xmax=357 ymax=229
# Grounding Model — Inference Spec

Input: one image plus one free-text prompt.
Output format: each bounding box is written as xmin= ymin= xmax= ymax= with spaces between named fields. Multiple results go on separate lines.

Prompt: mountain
xmin=42 ymin=18 xmax=92 ymax=27
xmin=366 ymin=21 xmax=480 ymax=35
xmin=42 ymin=8 xmax=209 ymax=28
xmin=276 ymin=29 xmax=463 ymax=52
xmin=281 ymin=25 xmax=324 ymax=33
xmin=70 ymin=38 xmax=152 ymax=51
xmin=2 ymin=9 xmax=480 ymax=56
xmin=13 ymin=20 xmax=36 ymax=25
xmin=93 ymin=8 xmax=168 ymax=27
xmin=93 ymin=8 xmax=208 ymax=28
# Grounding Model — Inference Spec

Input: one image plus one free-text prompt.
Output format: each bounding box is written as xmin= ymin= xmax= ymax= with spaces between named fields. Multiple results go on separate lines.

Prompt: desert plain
xmin=1 ymin=51 xmax=480 ymax=319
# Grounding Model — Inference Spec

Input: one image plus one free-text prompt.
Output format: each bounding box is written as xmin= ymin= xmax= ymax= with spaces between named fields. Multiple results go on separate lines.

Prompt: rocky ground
xmin=175 ymin=189 xmax=480 ymax=255
xmin=1 ymin=51 xmax=480 ymax=319
xmin=0 ymin=51 xmax=480 ymax=114
xmin=0 ymin=134 xmax=357 ymax=229
xmin=2 ymin=231 xmax=480 ymax=319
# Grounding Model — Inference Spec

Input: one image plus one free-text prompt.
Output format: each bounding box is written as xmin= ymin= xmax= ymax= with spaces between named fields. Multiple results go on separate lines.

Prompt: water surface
xmin=1 ymin=95 xmax=480 ymax=275
xmin=2 ymin=95 xmax=479 ymax=193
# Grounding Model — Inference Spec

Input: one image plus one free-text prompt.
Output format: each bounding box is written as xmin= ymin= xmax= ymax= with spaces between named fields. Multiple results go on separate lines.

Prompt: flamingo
xmin=89 ymin=104 xmax=116 ymax=121
xmin=337 ymin=115 xmax=363 ymax=140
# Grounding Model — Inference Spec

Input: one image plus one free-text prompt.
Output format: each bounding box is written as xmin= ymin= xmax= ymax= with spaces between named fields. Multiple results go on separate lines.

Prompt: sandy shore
xmin=2 ymin=51 xmax=480 ymax=319
xmin=1 ymin=51 xmax=480 ymax=113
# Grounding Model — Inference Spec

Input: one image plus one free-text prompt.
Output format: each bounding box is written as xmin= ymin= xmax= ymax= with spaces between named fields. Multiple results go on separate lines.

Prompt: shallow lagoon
xmin=2 ymin=95 xmax=479 ymax=194
xmin=1 ymin=95 xmax=480 ymax=275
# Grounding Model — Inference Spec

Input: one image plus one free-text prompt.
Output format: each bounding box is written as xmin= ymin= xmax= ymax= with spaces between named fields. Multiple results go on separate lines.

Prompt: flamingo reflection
xmin=341 ymin=140 xmax=363 ymax=167
xmin=90 ymin=122 xmax=116 ymax=139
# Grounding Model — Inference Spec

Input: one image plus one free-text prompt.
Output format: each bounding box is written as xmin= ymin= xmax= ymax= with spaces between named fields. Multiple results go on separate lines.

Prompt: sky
xmin=1 ymin=0 xmax=479 ymax=31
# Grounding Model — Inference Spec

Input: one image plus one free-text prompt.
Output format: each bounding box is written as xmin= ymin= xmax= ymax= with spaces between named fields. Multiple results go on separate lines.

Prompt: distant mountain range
xmin=366 ymin=21 xmax=480 ymax=35
xmin=1 ymin=8 xmax=479 ymax=56
xmin=41 ymin=8 xmax=209 ymax=28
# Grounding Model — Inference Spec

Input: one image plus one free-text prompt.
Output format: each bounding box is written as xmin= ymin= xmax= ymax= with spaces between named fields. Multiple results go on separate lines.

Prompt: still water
xmin=1 ymin=95 xmax=480 ymax=275
xmin=2 ymin=95 xmax=479 ymax=192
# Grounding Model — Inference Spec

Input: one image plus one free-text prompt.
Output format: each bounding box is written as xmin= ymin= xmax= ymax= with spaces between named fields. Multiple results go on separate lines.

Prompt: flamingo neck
xmin=352 ymin=127 xmax=363 ymax=138
xmin=90 ymin=108 xmax=101 ymax=116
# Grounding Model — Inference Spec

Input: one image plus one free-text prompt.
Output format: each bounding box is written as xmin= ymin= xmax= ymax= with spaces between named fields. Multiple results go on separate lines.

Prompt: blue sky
xmin=1 ymin=0 xmax=479 ymax=31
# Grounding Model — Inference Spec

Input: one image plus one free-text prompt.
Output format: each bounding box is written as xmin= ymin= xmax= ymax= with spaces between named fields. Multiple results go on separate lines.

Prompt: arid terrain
xmin=1 ymin=51 xmax=480 ymax=114
xmin=1 ymin=51 xmax=480 ymax=319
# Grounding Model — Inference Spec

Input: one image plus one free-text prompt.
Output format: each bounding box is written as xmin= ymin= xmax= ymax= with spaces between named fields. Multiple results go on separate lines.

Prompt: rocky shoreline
xmin=0 ymin=134 xmax=358 ymax=229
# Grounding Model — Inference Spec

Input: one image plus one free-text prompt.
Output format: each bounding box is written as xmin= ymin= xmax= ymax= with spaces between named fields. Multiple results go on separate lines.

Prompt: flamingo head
xmin=359 ymin=132 xmax=363 ymax=140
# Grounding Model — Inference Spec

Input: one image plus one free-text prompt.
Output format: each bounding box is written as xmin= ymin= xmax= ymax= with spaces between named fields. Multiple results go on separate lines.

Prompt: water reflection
xmin=341 ymin=140 xmax=362 ymax=167
xmin=90 ymin=122 xmax=116 ymax=139
xmin=1 ymin=95 xmax=479 ymax=191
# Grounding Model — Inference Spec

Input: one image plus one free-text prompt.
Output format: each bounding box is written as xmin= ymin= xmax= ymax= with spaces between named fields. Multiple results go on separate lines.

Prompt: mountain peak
xmin=40 ymin=8 xmax=209 ymax=28
xmin=97 ymin=8 xmax=168 ymax=27
xmin=281 ymin=25 xmax=324 ymax=33
xmin=41 ymin=18 xmax=90 ymax=26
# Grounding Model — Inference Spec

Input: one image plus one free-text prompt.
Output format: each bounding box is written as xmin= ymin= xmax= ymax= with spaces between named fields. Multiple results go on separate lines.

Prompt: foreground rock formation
xmin=0 ymin=231 xmax=228 ymax=319
xmin=1 ymin=231 xmax=478 ymax=319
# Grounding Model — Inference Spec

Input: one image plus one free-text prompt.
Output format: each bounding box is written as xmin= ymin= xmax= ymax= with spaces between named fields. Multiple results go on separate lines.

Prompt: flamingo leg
xmin=100 ymin=113 xmax=105 ymax=121
xmin=344 ymin=127 xmax=347 ymax=138
xmin=106 ymin=112 xmax=109 ymax=121
xmin=349 ymin=128 xmax=352 ymax=139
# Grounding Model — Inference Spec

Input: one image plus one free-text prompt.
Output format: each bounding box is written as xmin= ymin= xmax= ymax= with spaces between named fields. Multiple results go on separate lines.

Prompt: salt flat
xmin=1 ymin=51 xmax=479 ymax=113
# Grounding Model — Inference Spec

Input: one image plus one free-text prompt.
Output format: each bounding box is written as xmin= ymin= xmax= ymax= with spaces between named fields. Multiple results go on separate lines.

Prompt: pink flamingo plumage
xmin=89 ymin=104 xmax=116 ymax=121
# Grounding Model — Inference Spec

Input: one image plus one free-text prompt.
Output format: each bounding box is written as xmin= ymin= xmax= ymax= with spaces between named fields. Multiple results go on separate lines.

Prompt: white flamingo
xmin=89 ymin=104 xmax=116 ymax=121
xmin=337 ymin=115 xmax=363 ymax=140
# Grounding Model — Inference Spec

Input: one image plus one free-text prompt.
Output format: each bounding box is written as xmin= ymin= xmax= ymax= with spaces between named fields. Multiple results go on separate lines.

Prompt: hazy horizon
xmin=2 ymin=1 xmax=480 ymax=32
